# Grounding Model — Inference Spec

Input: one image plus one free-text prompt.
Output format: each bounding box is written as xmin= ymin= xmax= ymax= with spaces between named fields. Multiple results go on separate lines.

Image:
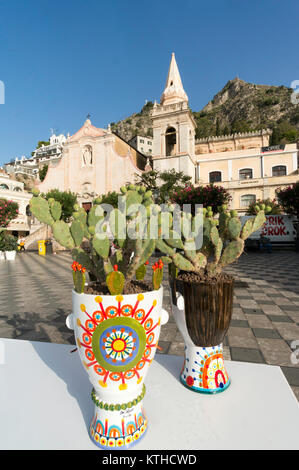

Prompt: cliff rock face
xmin=111 ymin=101 xmax=154 ymax=142
xmin=112 ymin=79 xmax=299 ymax=144
xmin=198 ymin=78 xmax=297 ymax=135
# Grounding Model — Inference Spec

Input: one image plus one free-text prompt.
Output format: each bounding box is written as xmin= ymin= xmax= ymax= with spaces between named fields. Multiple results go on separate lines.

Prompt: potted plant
xmin=3 ymin=233 xmax=18 ymax=260
xmin=29 ymin=185 xmax=169 ymax=449
xmin=156 ymin=204 xmax=266 ymax=393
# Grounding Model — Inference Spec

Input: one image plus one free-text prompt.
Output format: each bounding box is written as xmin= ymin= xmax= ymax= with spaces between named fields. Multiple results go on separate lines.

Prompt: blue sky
xmin=0 ymin=0 xmax=298 ymax=165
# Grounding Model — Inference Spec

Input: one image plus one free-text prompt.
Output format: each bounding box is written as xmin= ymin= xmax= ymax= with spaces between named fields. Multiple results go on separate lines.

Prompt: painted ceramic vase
xmin=169 ymin=277 xmax=234 ymax=394
xmin=67 ymin=286 xmax=168 ymax=449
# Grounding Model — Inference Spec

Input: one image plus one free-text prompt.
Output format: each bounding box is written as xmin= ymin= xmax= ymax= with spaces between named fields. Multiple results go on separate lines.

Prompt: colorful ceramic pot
xmin=169 ymin=277 xmax=234 ymax=394
xmin=67 ymin=286 xmax=168 ymax=449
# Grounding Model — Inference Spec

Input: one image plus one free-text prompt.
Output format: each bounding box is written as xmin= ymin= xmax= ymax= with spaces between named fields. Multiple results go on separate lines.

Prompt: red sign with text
xmin=241 ymin=215 xmax=296 ymax=242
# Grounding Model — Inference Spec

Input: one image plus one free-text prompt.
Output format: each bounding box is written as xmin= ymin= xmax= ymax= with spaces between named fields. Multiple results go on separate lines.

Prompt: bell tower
xmin=151 ymin=53 xmax=196 ymax=181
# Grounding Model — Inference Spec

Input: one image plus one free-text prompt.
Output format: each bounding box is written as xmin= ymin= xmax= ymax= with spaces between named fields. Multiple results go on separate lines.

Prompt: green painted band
xmin=91 ymin=384 xmax=146 ymax=411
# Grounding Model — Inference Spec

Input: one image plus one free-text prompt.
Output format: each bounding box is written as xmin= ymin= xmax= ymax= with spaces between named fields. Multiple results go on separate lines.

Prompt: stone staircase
xmin=24 ymin=224 xmax=66 ymax=252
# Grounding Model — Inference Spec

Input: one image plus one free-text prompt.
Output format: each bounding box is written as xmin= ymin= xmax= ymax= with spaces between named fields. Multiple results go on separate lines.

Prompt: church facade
xmin=36 ymin=119 xmax=147 ymax=209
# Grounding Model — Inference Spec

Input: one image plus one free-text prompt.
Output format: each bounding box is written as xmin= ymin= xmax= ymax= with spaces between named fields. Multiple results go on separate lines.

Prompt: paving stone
xmin=280 ymin=367 xmax=299 ymax=387
xmin=230 ymin=319 xmax=249 ymax=328
xmin=227 ymin=327 xmax=259 ymax=349
xmin=242 ymin=308 xmax=264 ymax=315
xmin=260 ymin=305 xmax=284 ymax=314
xmin=256 ymin=338 xmax=295 ymax=367
xmin=272 ymin=323 xmax=299 ymax=341
xmin=223 ymin=346 xmax=231 ymax=361
xmin=267 ymin=315 xmax=294 ymax=323
xmin=239 ymin=300 xmax=259 ymax=309
xmin=168 ymin=341 xmax=185 ymax=356
xmin=257 ymin=300 xmax=276 ymax=305
xmin=291 ymin=387 xmax=299 ymax=401
xmin=230 ymin=347 xmax=265 ymax=363
xmin=252 ymin=328 xmax=281 ymax=339
xmin=283 ymin=305 xmax=299 ymax=312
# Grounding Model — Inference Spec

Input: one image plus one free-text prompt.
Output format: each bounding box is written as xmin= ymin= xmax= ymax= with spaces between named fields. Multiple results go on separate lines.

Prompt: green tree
xmin=37 ymin=141 xmax=50 ymax=148
xmin=39 ymin=164 xmax=48 ymax=182
xmin=271 ymin=121 xmax=298 ymax=145
xmin=135 ymin=169 xmax=192 ymax=203
xmin=99 ymin=191 xmax=119 ymax=208
xmin=42 ymin=189 xmax=77 ymax=222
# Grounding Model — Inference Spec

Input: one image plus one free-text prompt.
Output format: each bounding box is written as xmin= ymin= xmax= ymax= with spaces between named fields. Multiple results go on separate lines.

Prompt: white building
xmin=128 ymin=135 xmax=153 ymax=156
xmin=4 ymin=133 xmax=67 ymax=180
xmin=0 ymin=172 xmax=34 ymax=236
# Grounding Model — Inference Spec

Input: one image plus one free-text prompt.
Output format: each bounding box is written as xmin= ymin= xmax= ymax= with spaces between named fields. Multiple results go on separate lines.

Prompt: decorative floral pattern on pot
xmin=69 ymin=287 xmax=168 ymax=449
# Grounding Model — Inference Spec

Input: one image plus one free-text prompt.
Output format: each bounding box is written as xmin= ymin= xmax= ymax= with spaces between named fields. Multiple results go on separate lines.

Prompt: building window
xmin=272 ymin=165 xmax=286 ymax=176
xmin=13 ymin=187 xmax=22 ymax=192
xmin=209 ymin=171 xmax=222 ymax=183
xmin=140 ymin=139 xmax=144 ymax=143
xmin=0 ymin=184 xmax=9 ymax=190
xmin=241 ymin=194 xmax=256 ymax=208
xmin=148 ymin=141 xmax=152 ymax=145
xmin=165 ymin=127 xmax=177 ymax=156
xmin=239 ymin=168 xmax=253 ymax=180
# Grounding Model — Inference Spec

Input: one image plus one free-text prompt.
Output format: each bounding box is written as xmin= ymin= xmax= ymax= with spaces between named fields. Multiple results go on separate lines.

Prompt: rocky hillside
xmin=112 ymin=78 xmax=299 ymax=145
xmin=111 ymin=101 xmax=154 ymax=142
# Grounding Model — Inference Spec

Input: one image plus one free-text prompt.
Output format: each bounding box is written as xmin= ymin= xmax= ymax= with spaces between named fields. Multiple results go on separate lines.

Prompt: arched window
xmin=13 ymin=186 xmax=22 ymax=192
xmin=0 ymin=183 xmax=9 ymax=190
xmin=209 ymin=171 xmax=222 ymax=183
xmin=272 ymin=165 xmax=286 ymax=176
xmin=239 ymin=168 xmax=253 ymax=180
xmin=241 ymin=194 xmax=256 ymax=208
xmin=165 ymin=127 xmax=177 ymax=156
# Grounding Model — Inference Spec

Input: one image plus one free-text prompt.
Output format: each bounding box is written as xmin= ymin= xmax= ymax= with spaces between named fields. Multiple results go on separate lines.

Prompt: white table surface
xmin=0 ymin=337 xmax=298 ymax=450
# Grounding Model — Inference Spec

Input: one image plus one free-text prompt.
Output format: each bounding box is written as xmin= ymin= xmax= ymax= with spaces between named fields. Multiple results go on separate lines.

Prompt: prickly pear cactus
xmin=106 ymin=265 xmax=125 ymax=295
xmin=157 ymin=203 xmax=266 ymax=278
xmin=136 ymin=261 xmax=149 ymax=281
xmin=72 ymin=261 xmax=86 ymax=293
xmin=29 ymin=184 xmax=163 ymax=294
xmin=152 ymin=260 xmax=164 ymax=290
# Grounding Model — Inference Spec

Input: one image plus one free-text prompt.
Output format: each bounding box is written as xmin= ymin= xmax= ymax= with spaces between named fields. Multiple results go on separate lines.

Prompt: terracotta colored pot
xmin=67 ymin=287 xmax=168 ymax=449
xmin=169 ymin=277 xmax=234 ymax=394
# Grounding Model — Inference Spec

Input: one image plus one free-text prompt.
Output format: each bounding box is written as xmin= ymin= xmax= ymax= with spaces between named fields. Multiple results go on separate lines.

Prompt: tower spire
xmin=160 ymin=52 xmax=188 ymax=105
